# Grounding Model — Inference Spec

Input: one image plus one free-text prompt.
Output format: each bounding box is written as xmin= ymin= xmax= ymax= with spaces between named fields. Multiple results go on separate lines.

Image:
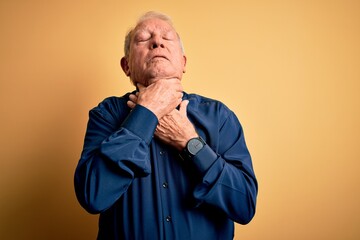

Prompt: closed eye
xmin=163 ymin=31 xmax=177 ymax=41
xmin=138 ymin=38 xmax=150 ymax=42
xmin=134 ymin=32 xmax=151 ymax=42
xmin=136 ymin=36 xmax=150 ymax=42
xmin=163 ymin=37 xmax=174 ymax=41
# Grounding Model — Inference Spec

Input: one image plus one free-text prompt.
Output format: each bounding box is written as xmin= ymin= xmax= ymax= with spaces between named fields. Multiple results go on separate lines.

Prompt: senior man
xmin=75 ymin=11 xmax=258 ymax=240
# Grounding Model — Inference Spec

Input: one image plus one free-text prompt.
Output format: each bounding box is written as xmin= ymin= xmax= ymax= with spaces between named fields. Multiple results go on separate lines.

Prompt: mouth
xmin=150 ymin=55 xmax=168 ymax=61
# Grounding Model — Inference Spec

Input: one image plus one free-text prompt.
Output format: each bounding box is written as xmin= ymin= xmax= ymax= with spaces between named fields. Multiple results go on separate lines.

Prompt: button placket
xmin=156 ymin=145 xmax=173 ymax=230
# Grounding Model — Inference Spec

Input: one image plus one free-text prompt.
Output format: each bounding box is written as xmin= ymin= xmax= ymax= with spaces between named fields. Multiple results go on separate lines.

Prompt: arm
xmin=191 ymin=111 xmax=258 ymax=225
xmin=74 ymin=101 xmax=158 ymax=214
xmin=146 ymin=100 xmax=257 ymax=224
xmin=75 ymin=79 xmax=183 ymax=214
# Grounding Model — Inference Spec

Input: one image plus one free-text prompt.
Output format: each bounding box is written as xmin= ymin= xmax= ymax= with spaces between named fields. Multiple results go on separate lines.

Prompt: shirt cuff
xmin=121 ymin=104 xmax=158 ymax=144
xmin=192 ymin=145 xmax=218 ymax=174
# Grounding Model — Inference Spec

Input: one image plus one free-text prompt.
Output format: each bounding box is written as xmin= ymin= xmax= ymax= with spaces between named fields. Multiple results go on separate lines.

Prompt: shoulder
xmin=184 ymin=92 xmax=232 ymax=117
xmin=89 ymin=92 xmax=134 ymax=121
xmin=94 ymin=94 xmax=129 ymax=110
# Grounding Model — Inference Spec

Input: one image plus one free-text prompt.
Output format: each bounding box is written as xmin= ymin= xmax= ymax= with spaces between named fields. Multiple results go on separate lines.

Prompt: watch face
xmin=188 ymin=138 xmax=204 ymax=155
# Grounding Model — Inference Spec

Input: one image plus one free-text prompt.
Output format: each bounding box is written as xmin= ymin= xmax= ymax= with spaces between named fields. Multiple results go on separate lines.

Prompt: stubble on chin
xmin=145 ymin=67 xmax=175 ymax=85
xmin=131 ymin=60 xmax=179 ymax=87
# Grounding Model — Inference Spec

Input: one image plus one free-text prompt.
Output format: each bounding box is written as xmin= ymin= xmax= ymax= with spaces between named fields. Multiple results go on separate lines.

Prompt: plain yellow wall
xmin=1 ymin=0 xmax=359 ymax=239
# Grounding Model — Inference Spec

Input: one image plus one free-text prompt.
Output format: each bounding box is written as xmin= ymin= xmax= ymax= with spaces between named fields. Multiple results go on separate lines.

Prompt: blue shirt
xmin=74 ymin=91 xmax=258 ymax=240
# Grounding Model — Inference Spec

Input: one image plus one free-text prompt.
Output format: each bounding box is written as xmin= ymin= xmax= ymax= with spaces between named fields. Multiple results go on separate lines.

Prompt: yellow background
xmin=1 ymin=0 xmax=359 ymax=239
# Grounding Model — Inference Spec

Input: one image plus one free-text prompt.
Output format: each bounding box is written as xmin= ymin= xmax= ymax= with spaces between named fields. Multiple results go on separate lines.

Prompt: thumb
xmin=179 ymin=100 xmax=189 ymax=116
xmin=137 ymin=83 xmax=146 ymax=92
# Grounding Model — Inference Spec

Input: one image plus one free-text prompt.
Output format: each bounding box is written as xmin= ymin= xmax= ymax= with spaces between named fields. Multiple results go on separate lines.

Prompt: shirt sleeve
xmin=191 ymin=111 xmax=258 ymax=225
xmin=74 ymin=103 xmax=158 ymax=214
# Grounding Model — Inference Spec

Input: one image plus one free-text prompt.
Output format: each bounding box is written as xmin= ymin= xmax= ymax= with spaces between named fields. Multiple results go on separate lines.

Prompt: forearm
xmin=74 ymin=128 xmax=152 ymax=213
xmin=74 ymin=104 xmax=158 ymax=213
xmin=190 ymin=113 xmax=258 ymax=224
xmin=193 ymin=155 xmax=257 ymax=224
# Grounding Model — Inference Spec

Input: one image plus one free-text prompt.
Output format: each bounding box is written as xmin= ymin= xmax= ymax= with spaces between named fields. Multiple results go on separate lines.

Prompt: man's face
xmin=123 ymin=18 xmax=187 ymax=86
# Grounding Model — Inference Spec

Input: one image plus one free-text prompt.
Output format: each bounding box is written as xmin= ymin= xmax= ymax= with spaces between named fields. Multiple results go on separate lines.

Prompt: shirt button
xmin=160 ymin=151 xmax=165 ymax=155
xmin=162 ymin=182 xmax=168 ymax=188
xmin=166 ymin=216 xmax=172 ymax=222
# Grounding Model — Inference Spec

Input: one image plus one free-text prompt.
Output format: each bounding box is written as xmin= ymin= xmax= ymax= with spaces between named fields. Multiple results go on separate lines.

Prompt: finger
xmin=127 ymin=100 xmax=136 ymax=109
xmin=137 ymin=83 xmax=146 ymax=92
xmin=129 ymin=94 xmax=138 ymax=103
xmin=175 ymin=91 xmax=183 ymax=99
xmin=179 ymin=100 xmax=189 ymax=116
xmin=166 ymin=78 xmax=183 ymax=91
xmin=175 ymin=81 xmax=183 ymax=92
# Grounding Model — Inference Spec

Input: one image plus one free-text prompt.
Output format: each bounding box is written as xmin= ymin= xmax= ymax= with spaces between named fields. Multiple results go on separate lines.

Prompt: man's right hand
xmin=136 ymin=78 xmax=183 ymax=120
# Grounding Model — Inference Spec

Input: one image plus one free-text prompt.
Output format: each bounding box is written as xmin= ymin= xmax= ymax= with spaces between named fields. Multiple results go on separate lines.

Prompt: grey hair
xmin=123 ymin=11 xmax=184 ymax=58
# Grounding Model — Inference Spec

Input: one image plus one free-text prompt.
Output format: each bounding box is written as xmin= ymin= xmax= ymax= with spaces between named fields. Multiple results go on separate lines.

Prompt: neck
xmin=133 ymin=76 xmax=181 ymax=87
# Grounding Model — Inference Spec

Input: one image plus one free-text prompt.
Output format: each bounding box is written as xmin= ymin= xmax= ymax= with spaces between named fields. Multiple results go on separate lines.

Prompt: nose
xmin=150 ymin=36 xmax=165 ymax=49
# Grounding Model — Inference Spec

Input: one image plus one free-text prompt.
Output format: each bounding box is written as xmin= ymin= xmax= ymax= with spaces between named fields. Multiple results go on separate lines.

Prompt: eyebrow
xmin=134 ymin=24 xmax=174 ymax=34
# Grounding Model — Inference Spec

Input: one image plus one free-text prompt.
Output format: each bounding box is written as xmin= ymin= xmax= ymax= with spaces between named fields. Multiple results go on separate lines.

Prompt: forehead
xmin=133 ymin=18 xmax=175 ymax=34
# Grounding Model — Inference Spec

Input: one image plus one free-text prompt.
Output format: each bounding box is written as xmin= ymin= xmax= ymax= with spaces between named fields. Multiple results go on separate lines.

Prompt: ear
xmin=182 ymin=55 xmax=187 ymax=73
xmin=120 ymin=57 xmax=131 ymax=76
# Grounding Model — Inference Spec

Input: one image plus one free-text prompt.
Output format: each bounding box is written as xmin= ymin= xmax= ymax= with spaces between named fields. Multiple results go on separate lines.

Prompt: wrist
xmin=179 ymin=133 xmax=198 ymax=150
xmin=137 ymin=103 xmax=161 ymax=120
xmin=180 ymin=136 xmax=206 ymax=161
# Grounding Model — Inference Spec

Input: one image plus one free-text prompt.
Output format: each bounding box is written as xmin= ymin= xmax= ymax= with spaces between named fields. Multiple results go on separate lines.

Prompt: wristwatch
xmin=181 ymin=136 xmax=206 ymax=160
